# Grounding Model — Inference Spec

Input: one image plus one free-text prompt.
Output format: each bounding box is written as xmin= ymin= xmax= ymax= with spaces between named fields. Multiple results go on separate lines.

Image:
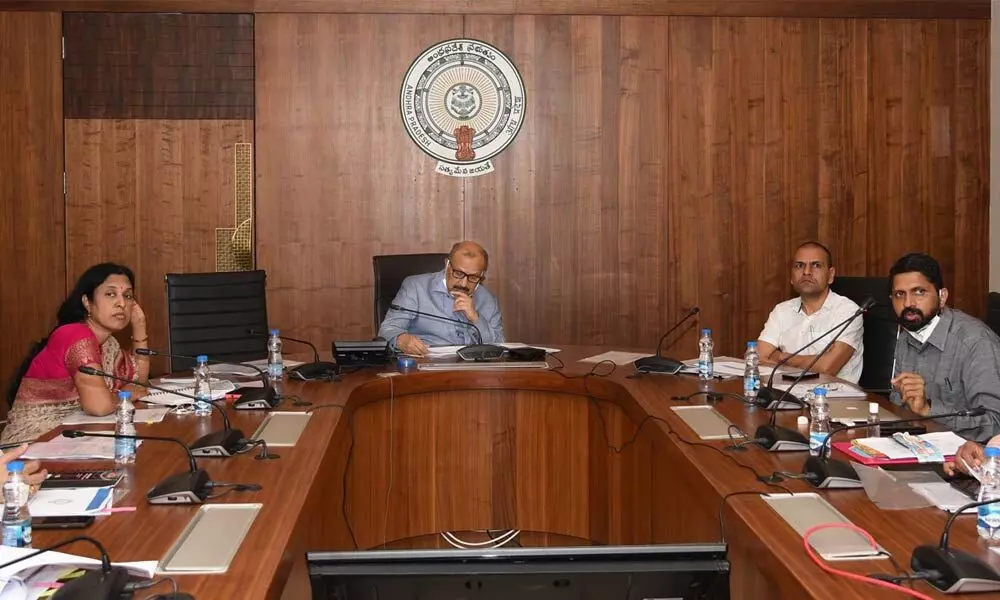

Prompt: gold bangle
xmin=131 ymin=336 xmax=148 ymax=343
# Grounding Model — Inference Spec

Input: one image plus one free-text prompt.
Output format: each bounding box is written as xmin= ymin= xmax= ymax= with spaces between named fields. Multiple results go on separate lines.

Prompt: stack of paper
xmin=21 ymin=438 xmax=142 ymax=461
xmin=142 ymin=380 xmax=236 ymax=406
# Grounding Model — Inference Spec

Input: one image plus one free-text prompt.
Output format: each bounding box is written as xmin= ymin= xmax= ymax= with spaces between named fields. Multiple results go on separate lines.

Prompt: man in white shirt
xmin=757 ymin=241 xmax=864 ymax=383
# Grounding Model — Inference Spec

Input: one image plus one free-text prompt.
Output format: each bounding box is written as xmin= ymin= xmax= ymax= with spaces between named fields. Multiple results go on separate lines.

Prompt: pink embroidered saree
xmin=3 ymin=323 xmax=136 ymax=443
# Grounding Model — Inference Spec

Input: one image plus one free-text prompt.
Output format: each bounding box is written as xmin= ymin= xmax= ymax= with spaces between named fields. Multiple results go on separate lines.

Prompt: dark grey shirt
xmin=890 ymin=308 xmax=1000 ymax=442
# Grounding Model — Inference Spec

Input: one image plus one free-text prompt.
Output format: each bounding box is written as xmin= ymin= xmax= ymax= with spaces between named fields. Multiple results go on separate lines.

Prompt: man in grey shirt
xmin=378 ymin=241 xmax=505 ymax=356
xmin=889 ymin=253 xmax=1000 ymax=442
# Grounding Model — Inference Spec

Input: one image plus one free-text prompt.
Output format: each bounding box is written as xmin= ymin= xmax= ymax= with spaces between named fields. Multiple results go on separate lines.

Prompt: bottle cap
xmin=869 ymin=402 xmax=878 ymax=414
xmin=6 ymin=461 xmax=23 ymax=473
xmin=747 ymin=341 xmax=757 ymax=348
xmin=987 ymin=446 xmax=1000 ymax=459
xmin=796 ymin=416 xmax=808 ymax=427
xmin=196 ymin=354 xmax=208 ymax=363
xmin=118 ymin=390 xmax=132 ymax=401
xmin=701 ymin=328 xmax=711 ymax=336
xmin=813 ymin=387 xmax=827 ymax=396
xmin=397 ymin=356 xmax=416 ymax=370
xmin=270 ymin=329 xmax=279 ymax=336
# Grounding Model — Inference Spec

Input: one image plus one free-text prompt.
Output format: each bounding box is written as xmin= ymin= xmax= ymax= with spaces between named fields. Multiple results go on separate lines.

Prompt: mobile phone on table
xmin=32 ymin=516 xmax=95 ymax=530
xmin=781 ymin=371 xmax=820 ymax=381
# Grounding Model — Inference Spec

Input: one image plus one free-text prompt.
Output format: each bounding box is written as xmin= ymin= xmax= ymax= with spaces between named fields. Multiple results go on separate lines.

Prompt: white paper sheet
xmin=28 ymin=486 xmax=113 ymax=517
xmin=61 ymin=408 xmax=169 ymax=426
xmin=0 ymin=546 xmax=155 ymax=600
xmin=21 ymin=438 xmax=143 ymax=461
xmin=849 ymin=431 xmax=967 ymax=461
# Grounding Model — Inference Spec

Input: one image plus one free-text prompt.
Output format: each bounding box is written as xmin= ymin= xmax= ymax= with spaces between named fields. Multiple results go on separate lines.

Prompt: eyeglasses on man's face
xmin=449 ymin=267 xmax=485 ymax=284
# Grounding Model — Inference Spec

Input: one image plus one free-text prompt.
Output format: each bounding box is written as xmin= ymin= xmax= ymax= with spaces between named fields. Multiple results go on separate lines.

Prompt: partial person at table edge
xmin=889 ymin=252 xmax=1000 ymax=443
xmin=377 ymin=241 xmax=505 ymax=357
xmin=2 ymin=262 xmax=150 ymax=444
xmin=756 ymin=241 xmax=864 ymax=383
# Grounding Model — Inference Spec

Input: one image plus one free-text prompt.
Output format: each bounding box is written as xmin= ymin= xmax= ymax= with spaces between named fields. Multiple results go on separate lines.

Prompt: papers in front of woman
xmin=142 ymin=379 xmax=236 ymax=406
xmin=21 ymin=437 xmax=143 ymax=461
xmin=60 ymin=407 xmax=169 ymax=426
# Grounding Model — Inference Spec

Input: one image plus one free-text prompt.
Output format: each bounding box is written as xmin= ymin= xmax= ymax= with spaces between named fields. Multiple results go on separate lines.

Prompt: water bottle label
xmin=743 ymin=375 xmax=760 ymax=393
xmin=3 ymin=521 xmax=30 ymax=547
xmin=268 ymin=363 xmax=282 ymax=378
xmin=809 ymin=432 xmax=828 ymax=454
xmin=115 ymin=438 xmax=136 ymax=456
xmin=979 ymin=506 xmax=1000 ymax=530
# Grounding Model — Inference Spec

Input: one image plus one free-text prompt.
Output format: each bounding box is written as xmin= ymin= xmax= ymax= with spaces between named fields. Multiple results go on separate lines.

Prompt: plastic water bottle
xmin=809 ymin=387 xmax=831 ymax=457
xmin=193 ymin=354 xmax=213 ymax=417
xmin=697 ymin=329 xmax=714 ymax=380
xmin=866 ymin=402 xmax=881 ymax=438
xmin=977 ymin=447 xmax=1000 ymax=543
xmin=2 ymin=461 xmax=31 ymax=548
xmin=114 ymin=390 xmax=136 ymax=465
xmin=267 ymin=329 xmax=283 ymax=383
xmin=743 ymin=341 xmax=760 ymax=401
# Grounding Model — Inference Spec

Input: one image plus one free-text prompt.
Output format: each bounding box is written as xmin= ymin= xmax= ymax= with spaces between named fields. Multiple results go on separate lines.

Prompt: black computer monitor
xmin=306 ymin=543 xmax=730 ymax=599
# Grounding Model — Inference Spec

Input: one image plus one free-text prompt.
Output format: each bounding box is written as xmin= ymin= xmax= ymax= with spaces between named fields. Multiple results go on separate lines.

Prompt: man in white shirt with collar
xmin=757 ymin=241 xmax=864 ymax=383
xmin=889 ymin=252 xmax=1000 ymax=442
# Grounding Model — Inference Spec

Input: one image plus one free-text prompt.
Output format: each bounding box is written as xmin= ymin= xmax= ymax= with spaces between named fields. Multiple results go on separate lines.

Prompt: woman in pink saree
xmin=3 ymin=263 xmax=149 ymax=443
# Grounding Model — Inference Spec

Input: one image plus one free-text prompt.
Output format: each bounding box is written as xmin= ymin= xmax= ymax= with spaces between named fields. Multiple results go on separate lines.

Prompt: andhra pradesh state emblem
xmin=400 ymin=39 xmax=525 ymax=178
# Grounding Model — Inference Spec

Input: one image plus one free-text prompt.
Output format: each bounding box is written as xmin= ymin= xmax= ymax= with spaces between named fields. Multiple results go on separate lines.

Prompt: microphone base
xmin=52 ymin=566 xmax=130 ymax=600
xmin=633 ymin=355 xmax=685 ymax=375
xmin=756 ymin=386 xmax=803 ymax=410
xmin=755 ymin=424 xmax=810 ymax=452
xmin=911 ymin=545 xmax=1000 ymax=594
xmin=802 ymin=456 xmax=864 ymax=489
xmin=147 ymin=469 xmax=211 ymax=505
xmin=191 ymin=428 xmax=246 ymax=458
xmin=288 ymin=361 xmax=340 ymax=381
xmin=457 ymin=344 xmax=506 ymax=361
xmin=233 ymin=387 xmax=279 ymax=411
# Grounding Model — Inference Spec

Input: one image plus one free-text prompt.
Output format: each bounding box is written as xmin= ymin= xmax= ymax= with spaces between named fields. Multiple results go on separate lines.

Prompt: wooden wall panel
xmin=0 ymin=12 xmax=65 ymax=413
xmin=254 ymin=14 xmax=466 ymax=343
xmin=869 ymin=19 xmax=990 ymax=317
xmin=64 ymin=119 xmax=254 ymax=371
xmin=254 ymin=14 xmax=989 ymax=357
xmin=0 ymin=0 xmax=989 ymax=19
xmin=64 ymin=13 xmax=254 ymax=120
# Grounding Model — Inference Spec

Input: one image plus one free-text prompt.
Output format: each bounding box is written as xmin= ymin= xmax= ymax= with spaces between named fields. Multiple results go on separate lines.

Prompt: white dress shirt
xmin=758 ymin=290 xmax=865 ymax=383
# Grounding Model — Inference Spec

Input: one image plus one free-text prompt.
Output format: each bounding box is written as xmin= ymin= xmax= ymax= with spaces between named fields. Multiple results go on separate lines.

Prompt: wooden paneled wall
xmin=256 ymin=14 xmax=990 ymax=356
xmin=61 ymin=13 xmax=255 ymax=373
xmin=0 ymin=12 xmax=65 ymax=412
xmin=0 ymin=8 xmax=990 ymax=391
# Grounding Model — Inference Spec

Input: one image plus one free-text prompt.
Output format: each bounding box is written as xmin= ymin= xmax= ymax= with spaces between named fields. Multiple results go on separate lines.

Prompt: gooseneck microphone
xmin=136 ymin=348 xmax=278 ymax=410
xmin=247 ymin=328 xmax=339 ymax=381
xmin=634 ymin=307 xmax=700 ymax=375
xmin=910 ymin=497 xmax=1000 ymax=594
xmin=754 ymin=297 xmax=875 ymax=452
xmin=62 ymin=429 xmax=210 ymax=504
xmin=801 ymin=407 xmax=987 ymax=489
xmin=388 ymin=303 xmax=505 ymax=361
xmin=0 ymin=535 xmax=131 ymax=599
xmin=78 ymin=365 xmax=244 ymax=458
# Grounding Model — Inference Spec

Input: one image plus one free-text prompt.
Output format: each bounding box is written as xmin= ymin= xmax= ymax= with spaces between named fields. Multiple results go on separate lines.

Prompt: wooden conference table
xmin=26 ymin=346 xmax=999 ymax=599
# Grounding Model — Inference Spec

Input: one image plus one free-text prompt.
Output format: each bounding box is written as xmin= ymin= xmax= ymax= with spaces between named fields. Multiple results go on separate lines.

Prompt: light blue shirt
xmin=378 ymin=269 xmax=506 ymax=348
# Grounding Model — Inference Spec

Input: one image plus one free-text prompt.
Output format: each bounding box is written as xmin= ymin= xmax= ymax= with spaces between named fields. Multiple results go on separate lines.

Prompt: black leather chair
xmin=987 ymin=292 xmax=1000 ymax=339
xmin=372 ymin=253 xmax=448 ymax=334
xmin=164 ymin=270 xmax=269 ymax=372
xmin=830 ymin=276 xmax=896 ymax=395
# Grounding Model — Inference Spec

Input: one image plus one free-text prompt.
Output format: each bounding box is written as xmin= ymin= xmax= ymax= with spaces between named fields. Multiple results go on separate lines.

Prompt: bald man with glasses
xmin=378 ymin=241 xmax=506 ymax=356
